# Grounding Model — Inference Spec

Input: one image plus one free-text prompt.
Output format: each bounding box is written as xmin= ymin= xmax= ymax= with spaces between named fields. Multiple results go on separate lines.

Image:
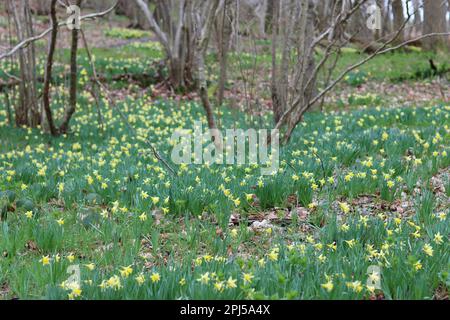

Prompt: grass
xmin=105 ymin=27 xmax=153 ymax=40
xmin=0 ymin=42 xmax=165 ymax=91
xmin=1 ymin=34 xmax=447 ymax=95
xmin=328 ymin=49 xmax=449 ymax=83
xmin=0 ymin=28 xmax=449 ymax=300
xmin=214 ymin=39 xmax=449 ymax=84
xmin=445 ymin=175 xmax=450 ymax=198
xmin=0 ymin=91 xmax=449 ymax=299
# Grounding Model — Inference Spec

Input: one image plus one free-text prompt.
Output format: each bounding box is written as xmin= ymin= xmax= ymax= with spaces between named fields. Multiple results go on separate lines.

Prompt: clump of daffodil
xmin=61 ymin=280 xmax=82 ymax=300
xmin=197 ymin=272 xmax=210 ymax=285
xmin=321 ymin=275 xmax=334 ymax=293
xmin=40 ymin=255 xmax=51 ymax=266
xmin=120 ymin=265 xmax=133 ymax=278
xmin=339 ymin=202 xmax=350 ymax=214
xmin=101 ymin=275 xmax=122 ymax=290
xmin=422 ymin=243 xmax=434 ymax=257
xmin=346 ymin=280 xmax=363 ymax=293
xmin=135 ymin=274 xmax=145 ymax=285
xmin=242 ymin=272 xmax=254 ymax=285
xmin=150 ymin=272 xmax=160 ymax=283
xmin=267 ymin=247 xmax=279 ymax=261
xmin=84 ymin=263 xmax=95 ymax=271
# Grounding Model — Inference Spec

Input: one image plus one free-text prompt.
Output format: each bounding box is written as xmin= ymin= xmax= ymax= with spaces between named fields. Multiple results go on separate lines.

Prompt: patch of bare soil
xmin=433 ymin=284 xmax=449 ymax=300
xmin=429 ymin=167 xmax=450 ymax=212
xmin=340 ymin=166 xmax=450 ymax=220
xmin=229 ymin=166 xmax=450 ymax=239
xmin=0 ymin=282 xmax=10 ymax=299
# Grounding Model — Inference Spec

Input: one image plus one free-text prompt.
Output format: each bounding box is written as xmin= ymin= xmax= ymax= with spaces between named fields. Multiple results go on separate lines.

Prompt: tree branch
xmin=134 ymin=0 xmax=170 ymax=55
xmin=0 ymin=2 xmax=118 ymax=61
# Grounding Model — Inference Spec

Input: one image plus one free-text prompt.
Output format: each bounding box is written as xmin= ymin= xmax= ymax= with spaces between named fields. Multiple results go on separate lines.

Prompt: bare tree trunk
xmin=350 ymin=1 xmax=374 ymax=48
xmin=42 ymin=0 xmax=58 ymax=136
xmin=11 ymin=0 xmax=28 ymax=127
xmin=265 ymin=0 xmax=275 ymax=34
xmin=30 ymin=0 xmax=52 ymax=15
xmin=261 ymin=0 xmax=450 ymax=145
xmin=59 ymin=0 xmax=82 ymax=134
xmin=282 ymin=0 xmax=316 ymax=143
xmin=392 ymin=0 xmax=404 ymax=44
xmin=135 ymin=0 xmax=193 ymax=90
xmin=80 ymin=29 xmax=104 ymax=132
xmin=199 ymin=57 xmax=218 ymax=133
xmin=136 ymin=0 xmax=220 ymax=125
xmin=423 ymin=0 xmax=449 ymax=51
xmin=374 ymin=0 xmax=385 ymax=40
xmin=9 ymin=0 xmax=40 ymax=127
xmin=194 ymin=0 xmax=221 ymax=146
xmin=217 ymin=0 xmax=233 ymax=107
xmin=383 ymin=0 xmax=392 ymax=37
xmin=118 ymin=0 xmax=147 ymax=29
xmin=448 ymin=0 xmax=450 ymax=33
xmin=3 ymin=91 xmax=13 ymax=126
xmin=24 ymin=0 xmax=40 ymax=126
xmin=315 ymin=0 xmax=332 ymax=32
xmin=198 ymin=54 xmax=222 ymax=149
xmin=271 ymin=0 xmax=282 ymax=124
xmin=411 ymin=0 xmax=422 ymax=38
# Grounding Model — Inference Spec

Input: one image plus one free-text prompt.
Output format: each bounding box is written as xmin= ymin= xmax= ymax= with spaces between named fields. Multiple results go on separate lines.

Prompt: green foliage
xmin=0 ymin=33 xmax=449 ymax=300
xmin=105 ymin=28 xmax=153 ymax=40
xmin=348 ymin=93 xmax=382 ymax=107
xmin=0 ymin=97 xmax=448 ymax=300
xmin=345 ymin=70 xmax=368 ymax=87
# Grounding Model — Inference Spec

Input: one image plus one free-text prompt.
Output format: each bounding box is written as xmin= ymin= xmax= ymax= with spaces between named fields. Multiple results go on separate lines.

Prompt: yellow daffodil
xmin=120 ymin=265 xmax=133 ymax=278
xmin=242 ymin=273 xmax=254 ymax=284
xmin=150 ymin=272 xmax=161 ymax=283
xmin=40 ymin=255 xmax=50 ymax=266
xmin=422 ymin=243 xmax=434 ymax=257
xmin=321 ymin=280 xmax=334 ymax=292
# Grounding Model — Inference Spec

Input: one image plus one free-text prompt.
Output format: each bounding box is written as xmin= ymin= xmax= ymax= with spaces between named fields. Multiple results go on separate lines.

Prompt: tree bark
xmin=59 ymin=0 xmax=82 ymax=134
xmin=217 ymin=0 xmax=233 ymax=107
xmin=350 ymin=1 xmax=374 ymax=48
xmin=8 ymin=0 xmax=40 ymax=127
xmin=30 ymin=0 xmax=52 ymax=15
xmin=3 ymin=91 xmax=13 ymax=126
xmin=411 ymin=0 xmax=421 ymax=38
xmin=392 ymin=0 xmax=404 ymax=44
xmin=271 ymin=0 xmax=282 ymax=124
xmin=10 ymin=0 xmax=28 ymax=126
xmin=423 ymin=0 xmax=449 ymax=51
xmin=42 ymin=0 xmax=58 ymax=136
xmin=134 ymin=0 xmax=194 ymax=90
xmin=194 ymin=0 xmax=221 ymax=146
xmin=271 ymin=0 xmax=316 ymax=144
xmin=265 ymin=0 xmax=275 ymax=34
xmin=382 ymin=0 xmax=392 ymax=38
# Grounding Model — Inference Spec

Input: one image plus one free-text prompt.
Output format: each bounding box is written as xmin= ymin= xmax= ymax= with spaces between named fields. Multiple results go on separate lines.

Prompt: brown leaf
xmin=291 ymin=207 xmax=309 ymax=221
xmin=25 ymin=240 xmax=39 ymax=252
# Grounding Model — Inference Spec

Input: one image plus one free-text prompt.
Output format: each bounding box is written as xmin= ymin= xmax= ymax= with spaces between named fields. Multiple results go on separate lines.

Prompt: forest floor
xmin=0 ymin=11 xmax=449 ymax=300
